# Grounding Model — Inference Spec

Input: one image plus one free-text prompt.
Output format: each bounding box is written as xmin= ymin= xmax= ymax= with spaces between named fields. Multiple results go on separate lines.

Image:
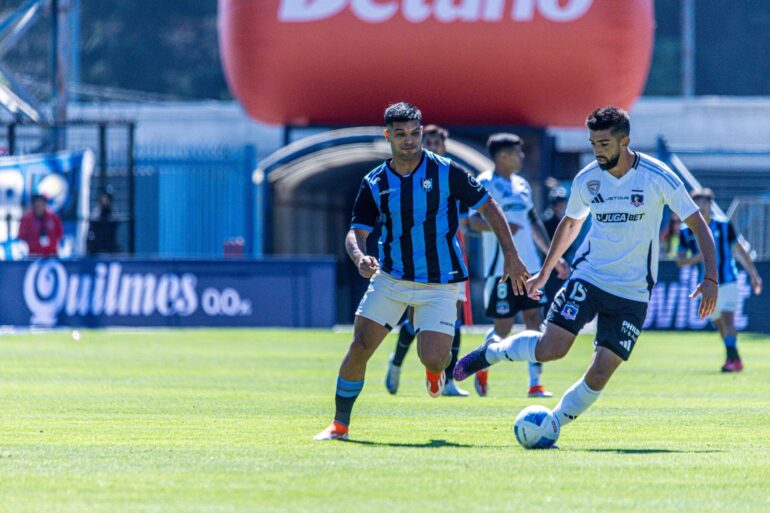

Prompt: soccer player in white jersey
xmin=469 ymin=133 xmax=569 ymax=398
xmin=454 ymin=106 xmax=719 ymax=432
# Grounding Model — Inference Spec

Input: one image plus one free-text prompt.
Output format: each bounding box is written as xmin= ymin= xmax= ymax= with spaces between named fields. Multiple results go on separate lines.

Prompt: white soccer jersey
xmin=565 ymin=152 xmax=698 ymax=302
xmin=476 ymin=170 xmax=542 ymax=276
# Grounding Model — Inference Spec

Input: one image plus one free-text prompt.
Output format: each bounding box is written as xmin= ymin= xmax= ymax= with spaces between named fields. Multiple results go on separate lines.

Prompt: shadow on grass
xmin=345 ymin=438 xmax=475 ymax=448
xmin=580 ymin=448 xmax=721 ymax=454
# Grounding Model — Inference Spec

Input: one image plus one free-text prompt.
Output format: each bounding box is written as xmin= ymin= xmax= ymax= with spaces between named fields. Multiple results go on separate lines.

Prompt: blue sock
xmin=334 ymin=377 xmax=364 ymax=426
xmin=528 ymin=362 xmax=542 ymax=387
xmin=723 ymin=336 xmax=739 ymax=360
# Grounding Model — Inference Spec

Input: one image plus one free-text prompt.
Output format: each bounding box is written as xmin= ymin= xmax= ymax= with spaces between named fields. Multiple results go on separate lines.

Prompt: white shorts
xmin=710 ymin=281 xmax=739 ymax=320
xmin=456 ymin=282 xmax=467 ymax=302
xmin=355 ymin=272 xmax=458 ymax=336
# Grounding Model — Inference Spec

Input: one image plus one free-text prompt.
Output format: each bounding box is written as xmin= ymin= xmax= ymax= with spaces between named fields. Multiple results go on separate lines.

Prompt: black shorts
xmin=545 ymin=278 xmax=648 ymax=361
xmin=485 ymin=277 xmax=547 ymax=319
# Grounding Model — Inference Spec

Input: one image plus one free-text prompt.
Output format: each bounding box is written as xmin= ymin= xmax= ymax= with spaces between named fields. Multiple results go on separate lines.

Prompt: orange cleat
xmin=474 ymin=369 xmax=489 ymax=397
xmin=527 ymin=384 xmax=554 ymax=398
xmin=425 ymin=369 xmax=446 ymax=398
xmin=313 ymin=421 xmax=349 ymax=441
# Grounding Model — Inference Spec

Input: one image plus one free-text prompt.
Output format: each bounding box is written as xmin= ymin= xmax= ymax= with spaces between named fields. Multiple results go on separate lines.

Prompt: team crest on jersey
xmin=422 ymin=178 xmax=433 ymax=192
xmin=560 ymin=301 xmax=580 ymax=320
xmin=630 ymin=192 xmax=644 ymax=207
xmin=496 ymin=301 xmax=510 ymax=315
xmin=587 ymin=180 xmax=601 ymax=196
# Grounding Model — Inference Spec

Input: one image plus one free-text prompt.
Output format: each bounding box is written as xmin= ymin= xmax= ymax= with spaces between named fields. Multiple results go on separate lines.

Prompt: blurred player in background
xmin=454 ymin=106 xmax=719 ymax=430
xmin=385 ymin=124 xmax=472 ymax=397
xmin=469 ymin=133 xmax=569 ymax=398
xmin=315 ymin=103 xmax=529 ymax=441
xmin=677 ymin=187 xmax=763 ymax=372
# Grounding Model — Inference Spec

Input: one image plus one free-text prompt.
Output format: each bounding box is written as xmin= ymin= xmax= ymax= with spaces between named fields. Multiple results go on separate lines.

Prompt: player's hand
xmin=555 ymin=258 xmax=570 ymax=280
xmin=525 ymin=272 xmax=548 ymax=301
xmin=502 ymin=254 xmax=530 ymax=296
xmin=690 ymin=279 xmax=718 ymax=319
xmin=750 ymin=274 xmax=763 ymax=295
xmin=356 ymin=255 xmax=379 ymax=279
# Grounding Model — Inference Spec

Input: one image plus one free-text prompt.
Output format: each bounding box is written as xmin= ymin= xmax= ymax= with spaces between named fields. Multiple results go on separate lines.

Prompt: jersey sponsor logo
xmin=277 ymin=0 xmax=595 ymax=24
xmin=594 ymin=212 xmax=646 ymax=223
xmin=587 ymin=180 xmax=601 ymax=195
xmin=590 ymin=193 xmax=605 ymax=204
xmin=560 ymin=301 xmax=579 ymax=320
xmin=422 ymin=178 xmax=433 ymax=192
xmin=618 ymin=339 xmax=633 ymax=352
xmin=379 ymin=187 xmax=398 ymax=196
xmin=630 ymin=193 xmax=644 ymax=207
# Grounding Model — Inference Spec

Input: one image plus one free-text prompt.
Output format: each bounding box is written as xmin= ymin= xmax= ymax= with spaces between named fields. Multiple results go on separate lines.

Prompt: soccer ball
xmin=514 ymin=405 xmax=560 ymax=449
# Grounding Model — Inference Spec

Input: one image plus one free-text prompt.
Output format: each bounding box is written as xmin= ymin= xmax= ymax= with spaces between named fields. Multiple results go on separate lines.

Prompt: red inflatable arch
xmin=219 ymin=0 xmax=654 ymax=126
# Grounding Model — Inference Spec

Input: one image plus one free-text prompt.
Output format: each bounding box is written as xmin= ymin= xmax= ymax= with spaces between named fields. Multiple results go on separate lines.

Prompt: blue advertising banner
xmin=0 ymin=151 xmax=94 ymax=258
xmin=645 ymin=261 xmax=770 ymax=333
xmin=0 ymin=258 xmax=336 ymax=328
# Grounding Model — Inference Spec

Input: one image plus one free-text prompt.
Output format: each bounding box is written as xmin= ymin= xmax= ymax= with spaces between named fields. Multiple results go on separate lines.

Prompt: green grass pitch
xmin=0 ymin=329 xmax=768 ymax=512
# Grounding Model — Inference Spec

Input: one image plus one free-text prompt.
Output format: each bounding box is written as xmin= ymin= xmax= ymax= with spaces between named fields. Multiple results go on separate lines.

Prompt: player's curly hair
xmin=586 ymin=106 xmax=630 ymax=137
xmin=384 ymin=102 xmax=422 ymax=126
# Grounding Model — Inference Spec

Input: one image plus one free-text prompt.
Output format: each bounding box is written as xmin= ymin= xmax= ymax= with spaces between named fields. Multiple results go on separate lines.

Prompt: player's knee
xmin=418 ymin=349 xmax=449 ymax=373
xmin=349 ymin=333 xmax=378 ymax=358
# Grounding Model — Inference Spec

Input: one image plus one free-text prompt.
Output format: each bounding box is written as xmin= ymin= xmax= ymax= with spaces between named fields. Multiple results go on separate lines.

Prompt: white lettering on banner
xmin=277 ymin=0 xmax=593 ymax=23
xmin=644 ymin=266 xmax=750 ymax=331
xmin=23 ymin=261 xmax=252 ymax=327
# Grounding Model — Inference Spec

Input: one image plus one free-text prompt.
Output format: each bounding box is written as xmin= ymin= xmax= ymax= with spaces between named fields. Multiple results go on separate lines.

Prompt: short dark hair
xmin=423 ymin=124 xmax=448 ymax=140
xmin=384 ymin=102 xmax=422 ymax=126
xmin=586 ymin=106 xmax=630 ymax=137
xmin=486 ymin=132 xmax=523 ymax=158
xmin=690 ymin=187 xmax=714 ymax=200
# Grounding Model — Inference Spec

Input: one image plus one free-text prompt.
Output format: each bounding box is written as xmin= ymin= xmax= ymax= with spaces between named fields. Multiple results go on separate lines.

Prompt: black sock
xmin=726 ymin=346 xmax=740 ymax=361
xmin=393 ymin=321 xmax=416 ymax=366
xmin=444 ymin=323 xmax=462 ymax=378
xmin=334 ymin=377 xmax=364 ymax=426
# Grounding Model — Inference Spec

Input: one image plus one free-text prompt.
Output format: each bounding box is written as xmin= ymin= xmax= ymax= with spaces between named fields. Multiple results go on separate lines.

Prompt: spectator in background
xmin=19 ymin=193 xmax=63 ymax=257
xmin=88 ymin=189 xmax=119 ymax=254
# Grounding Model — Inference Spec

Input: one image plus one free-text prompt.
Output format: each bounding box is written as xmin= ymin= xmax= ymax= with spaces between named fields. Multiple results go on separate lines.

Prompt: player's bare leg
xmin=521 ymin=308 xmax=552 ymax=398
xmin=553 ymin=347 xmax=622 ymax=427
xmin=315 ymin=316 xmax=390 ymax=441
xmin=416 ymin=331 xmax=452 ymax=397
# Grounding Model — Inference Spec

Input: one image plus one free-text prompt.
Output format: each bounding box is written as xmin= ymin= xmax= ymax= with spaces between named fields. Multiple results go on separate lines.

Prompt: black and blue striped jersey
xmin=351 ymin=150 xmax=489 ymax=284
xmin=679 ymin=216 xmax=738 ymax=284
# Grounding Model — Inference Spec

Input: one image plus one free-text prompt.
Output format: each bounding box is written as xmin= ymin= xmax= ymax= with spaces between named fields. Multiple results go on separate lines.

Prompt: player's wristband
xmin=704 ymin=277 xmax=719 ymax=286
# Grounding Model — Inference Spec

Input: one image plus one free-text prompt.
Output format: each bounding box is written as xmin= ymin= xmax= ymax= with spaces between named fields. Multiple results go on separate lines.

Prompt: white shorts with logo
xmin=356 ymin=272 xmax=458 ymax=336
xmin=710 ymin=281 xmax=739 ymax=320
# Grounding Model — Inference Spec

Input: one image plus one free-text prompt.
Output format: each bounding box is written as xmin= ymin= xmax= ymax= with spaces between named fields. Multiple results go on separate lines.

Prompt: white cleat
xmin=313 ymin=422 xmax=349 ymax=441
xmin=385 ymin=353 xmax=401 ymax=395
xmin=442 ymin=379 xmax=469 ymax=397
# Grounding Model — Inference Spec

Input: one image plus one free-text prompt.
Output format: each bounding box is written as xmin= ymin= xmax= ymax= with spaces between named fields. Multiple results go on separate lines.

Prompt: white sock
xmin=485 ymin=330 xmax=541 ymax=364
xmin=553 ymin=378 xmax=602 ymax=427
xmin=528 ymin=362 xmax=542 ymax=387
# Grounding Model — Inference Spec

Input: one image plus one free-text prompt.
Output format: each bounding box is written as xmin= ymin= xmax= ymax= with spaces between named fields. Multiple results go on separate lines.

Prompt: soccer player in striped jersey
xmin=454 ymin=106 xmax=719 ymax=431
xmin=315 ymin=103 xmax=529 ymax=441
xmin=677 ymin=187 xmax=763 ymax=372
xmin=470 ymin=133 xmax=570 ymax=398
xmin=386 ymin=124 xmax=472 ymax=397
